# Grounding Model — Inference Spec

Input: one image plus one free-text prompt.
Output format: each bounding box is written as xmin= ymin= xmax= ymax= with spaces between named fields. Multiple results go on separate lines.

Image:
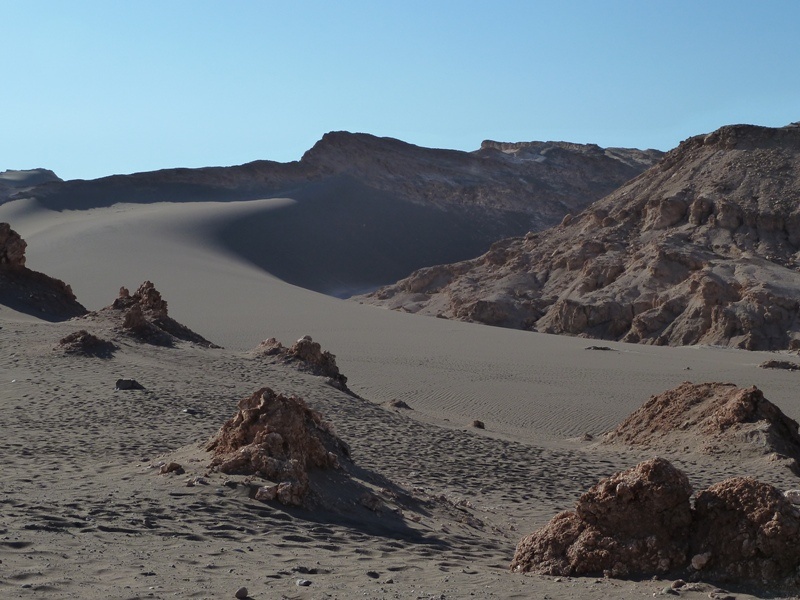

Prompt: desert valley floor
xmin=3 ymin=198 xmax=800 ymax=599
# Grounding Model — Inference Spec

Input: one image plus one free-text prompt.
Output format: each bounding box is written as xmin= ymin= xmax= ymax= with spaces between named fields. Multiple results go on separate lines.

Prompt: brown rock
xmin=0 ymin=222 xmax=26 ymax=267
xmin=58 ymin=330 xmax=117 ymax=358
xmin=511 ymin=458 xmax=692 ymax=577
xmin=102 ymin=281 xmax=217 ymax=347
xmin=604 ymin=382 xmax=800 ymax=464
xmin=690 ymin=477 xmax=800 ymax=587
xmin=0 ymin=223 xmax=87 ymax=320
xmin=253 ymin=336 xmax=349 ymax=390
xmin=206 ymin=387 xmax=351 ymax=506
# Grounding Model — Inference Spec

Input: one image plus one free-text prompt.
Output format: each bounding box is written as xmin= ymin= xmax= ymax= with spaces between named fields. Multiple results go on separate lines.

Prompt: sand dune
xmin=2 ymin=197 xmax=800 ymax=598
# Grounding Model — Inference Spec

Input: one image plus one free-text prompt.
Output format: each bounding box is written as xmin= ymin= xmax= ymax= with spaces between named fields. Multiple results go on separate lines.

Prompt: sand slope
xmin=2 ymin=197 xmax=800 ymax=598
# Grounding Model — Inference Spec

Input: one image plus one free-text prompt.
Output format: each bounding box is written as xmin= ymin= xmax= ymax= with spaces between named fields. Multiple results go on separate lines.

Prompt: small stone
xmin=234 ymin=586 xmax=248 ymax=599
xmin=784 ymin=489 xmax=800 ymax=504
xmin=691 ymin=551 xmax=711 ymax=570
xmin=115 ymin=378 xmax=144 ymax=390
xmin=159 ymin=462 xmax=184 ymax=475
xmin=366 ymin=570 xmax=380 ymax=579
xmin=660 ymin=586 xmax=679 ymax=595
xmin=671 ymin=579 xmax=686 ymax=589
xmin=472 ymin=420 xmax=485 ymax=429
xmin=296 ymin=578 xmax=312 ymax=586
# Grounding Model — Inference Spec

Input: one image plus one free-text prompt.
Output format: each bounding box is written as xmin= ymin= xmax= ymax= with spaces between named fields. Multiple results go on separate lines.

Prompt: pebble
xmin=296 ymin=578 xmax=312 ymax=586
xmin=234 ymin=586 xmax=248 ymax=599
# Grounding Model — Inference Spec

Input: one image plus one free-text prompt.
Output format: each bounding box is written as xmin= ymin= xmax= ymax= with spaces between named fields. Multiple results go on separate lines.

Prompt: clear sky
xmin=2 ymin=1 xmax=799 ymax=181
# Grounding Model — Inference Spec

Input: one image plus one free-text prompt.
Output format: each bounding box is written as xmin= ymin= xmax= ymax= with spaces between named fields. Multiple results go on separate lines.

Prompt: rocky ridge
xmin=361 ymin=124 xmax=800 ymax=350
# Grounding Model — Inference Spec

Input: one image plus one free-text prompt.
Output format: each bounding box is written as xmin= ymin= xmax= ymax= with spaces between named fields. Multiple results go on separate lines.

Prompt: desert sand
xmin=3 ymin=197 xmax=800 ymax=599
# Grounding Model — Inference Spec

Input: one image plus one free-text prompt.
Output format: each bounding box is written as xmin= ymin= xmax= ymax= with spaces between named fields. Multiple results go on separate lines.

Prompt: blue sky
xmin=2 ymin=1 xmax=799 ymax=181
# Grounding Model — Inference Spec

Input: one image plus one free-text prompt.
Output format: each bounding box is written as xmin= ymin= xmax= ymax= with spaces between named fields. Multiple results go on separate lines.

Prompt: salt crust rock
xmin=254 ymin=336 xmax=348 ymax=390
xmin=511 ymin=458 xmax=692 ymax=578
xmin=206 ymin=387 xmax=351 ymax=507
xmin=512 ymin=458 xmax=800 ymax=589
xmin=604 ymin=382 xmax=800 ymax=463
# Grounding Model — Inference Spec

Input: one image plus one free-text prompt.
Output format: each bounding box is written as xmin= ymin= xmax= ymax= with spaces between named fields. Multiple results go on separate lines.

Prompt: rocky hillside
xmin=3 ymin=133 xmax=661 ymax=296
xmin=360 ymin=124 xmax=800 ymax=350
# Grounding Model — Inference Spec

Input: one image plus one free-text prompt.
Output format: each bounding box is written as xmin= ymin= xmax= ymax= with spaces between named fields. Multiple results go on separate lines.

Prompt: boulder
xmin=511 ymin=458 xmax=693 ymax=577
xmin=206 ymin=387 xmax=351 ymax=506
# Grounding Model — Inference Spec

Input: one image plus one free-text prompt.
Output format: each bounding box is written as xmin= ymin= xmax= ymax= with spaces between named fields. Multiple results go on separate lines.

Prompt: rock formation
xmin=102 ymin=281 xmax=218 ymax=347
xmin=513 ymin=458 xmax=800 ymax=589
xmin=8 ymin=133 xmax=661 ymax=297
xmin=253 ymin=336 xmax=349 ymax=391
xmin=206 ymin=387 xmax=351 ymax=506
xmin=604 ymin=382 xmax=800 ymax=465
xmin=362 ymin=123 xmax=800 ymax=350
xmin=511 ymin=458 xmax=692 ymax=577
xmin=0 ymin=222 xmax=87 ymax=320
xmin=58 ymin=330 xmax=117 ymax=358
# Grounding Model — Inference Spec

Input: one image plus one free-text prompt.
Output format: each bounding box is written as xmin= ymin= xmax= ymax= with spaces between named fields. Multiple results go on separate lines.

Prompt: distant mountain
xmin=0 ymin=169 xmax=61 ymax=202
xmin=6 ymin=132 xmax=662 ymax=296
xmin=360 ymin=124 xmax=800 ymax=351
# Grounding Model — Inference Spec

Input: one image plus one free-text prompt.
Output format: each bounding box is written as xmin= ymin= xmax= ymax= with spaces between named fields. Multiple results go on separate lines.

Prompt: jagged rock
xmin=604 ymin=382 xmax=800 ymax=464
xmin=511 ymin=458 xmax=693 ymax=577
xmin=0 ymin=222 xmax=26 ymax=267
xmin=472 ymin=420 xmax=486 ymax=429
xmin=691 ymin=477 xmax=800 ymax=587
xmin=362 ymin=124 xmax=800 ymax=350
xmin=58 ymin=330 xmax=117 ymax=358
xmin=206 ymin=387 xmax=351 ymax=507
xmin=253 ymin=336 xmax=349 ymax=390
xmin=97 ymin=281 xmax=218 ymax=347
xmin=0 ymin=223 xmax=87 ymax=320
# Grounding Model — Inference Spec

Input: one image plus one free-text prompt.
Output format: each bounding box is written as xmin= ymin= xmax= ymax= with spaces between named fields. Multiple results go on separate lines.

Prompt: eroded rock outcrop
xmin=513 ymin=458 xmax=800 ymax=590
xmin=206 ymin=387 xmax=351 ymax=506
xmin=0 ymin=222 xmax=86 ymax=320
xmin=604 ymin=382 xmax=800 ymax=464
xmin=362 ymin=124 xmax=800 ymax=350
xmin=511 ymin=458 xmax=692 ymax=577
xmin=99 ymin=281 xmax=218 ymax=348
xmin=253 ymin=336 xmax=349 ymax=391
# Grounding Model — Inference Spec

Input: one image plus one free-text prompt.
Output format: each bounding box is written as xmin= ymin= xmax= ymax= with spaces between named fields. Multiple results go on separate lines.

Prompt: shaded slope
xmin=361 ymin=124 xmax=800 ymax=350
